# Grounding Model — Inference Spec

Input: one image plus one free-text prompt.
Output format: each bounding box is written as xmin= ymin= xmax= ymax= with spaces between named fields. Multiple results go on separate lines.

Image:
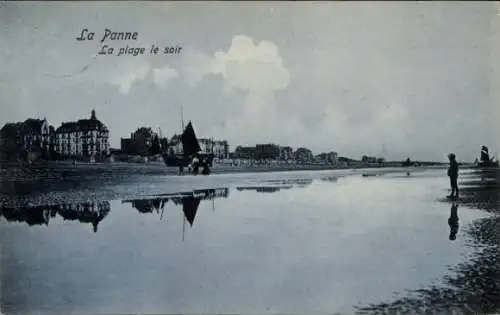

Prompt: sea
xmin=1 ymin=167 xmax=499 ymax=314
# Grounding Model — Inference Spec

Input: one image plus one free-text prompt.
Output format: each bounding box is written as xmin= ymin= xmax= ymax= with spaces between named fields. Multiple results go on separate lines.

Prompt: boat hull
xmin=476 ymin=161 xmax=499 ymax=168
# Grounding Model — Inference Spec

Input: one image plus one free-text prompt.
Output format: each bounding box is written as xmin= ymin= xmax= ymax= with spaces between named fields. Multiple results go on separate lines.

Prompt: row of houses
xmin=0 ymin=110 xmax=110 ymax=162
xmin=232 ymin=144 xmax=339 ymax=164
xmin=120 ymin=128 xmax=231 ymax=160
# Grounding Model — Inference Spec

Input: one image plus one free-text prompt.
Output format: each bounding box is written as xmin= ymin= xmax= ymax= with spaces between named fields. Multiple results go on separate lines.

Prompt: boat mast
xmin=180 ymin=105 xmax=185 ymax=132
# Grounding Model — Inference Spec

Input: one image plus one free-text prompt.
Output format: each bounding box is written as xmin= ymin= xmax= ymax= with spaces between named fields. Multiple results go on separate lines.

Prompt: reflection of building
xmin=236 ymin=178 xmax=313 ymax=193
xmin=129 ymin=199 xmax=168 ymax=213
xmin=56 ymin=201 xmax=111 ymax=233
xmin=55 ymin=110 xmax=109 ymax=161
xmin=0 ymin=205 xmax=57 ymax=226
xmin=237 ymin=186 xmax=285 ymax=193
xmin=0 ymin=200 xmax=110 ymax=232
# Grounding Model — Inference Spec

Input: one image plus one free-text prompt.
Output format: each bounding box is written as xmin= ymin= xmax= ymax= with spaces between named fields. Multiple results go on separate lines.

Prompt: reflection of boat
xmin=181 ymin=196 xmax=201 ymax=226
xmin=124 ymin=188 xmax=229 ymax=219
xmin=123 ymin=187 xmax=229 ymax=240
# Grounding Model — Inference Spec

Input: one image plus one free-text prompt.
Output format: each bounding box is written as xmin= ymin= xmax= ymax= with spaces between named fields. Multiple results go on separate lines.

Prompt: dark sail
xmin=182 ymin=196 xmax=201 ymax=226
xmin=181 ymin=121 xmax=201 ymax=157
xmin=481 ymin=146 xmax=490 ymax=163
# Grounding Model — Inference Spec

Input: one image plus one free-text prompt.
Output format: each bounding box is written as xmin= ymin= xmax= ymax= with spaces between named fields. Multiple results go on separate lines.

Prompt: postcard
xmin=1 ymin=2 xmax=499 ymax=314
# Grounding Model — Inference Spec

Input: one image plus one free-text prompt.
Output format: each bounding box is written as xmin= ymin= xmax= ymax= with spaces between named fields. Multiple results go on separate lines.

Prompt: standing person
xmin=447 ymin=153 xmax=459 ymax=199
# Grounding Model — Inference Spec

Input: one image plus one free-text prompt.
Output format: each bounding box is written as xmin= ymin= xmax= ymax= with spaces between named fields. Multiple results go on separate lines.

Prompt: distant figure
xmin=480 ymin=145 xmax=490 ymax=164
xmin=178 ymin=164 xmax=184 ymax=175
xmin=201 ymin=159 xmax=210 ymax=175
xmin=448 ymin=203 xmax=459 ymax=241
xmin=192 ymin=156 xmax=200 ymax=175
xmin=447 ymin=153 xmax=459 ymax=199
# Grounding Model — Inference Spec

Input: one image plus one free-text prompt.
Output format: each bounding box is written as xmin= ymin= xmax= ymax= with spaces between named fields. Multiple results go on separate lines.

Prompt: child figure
xmin=447 ymin=153 xmax=459 ymax=199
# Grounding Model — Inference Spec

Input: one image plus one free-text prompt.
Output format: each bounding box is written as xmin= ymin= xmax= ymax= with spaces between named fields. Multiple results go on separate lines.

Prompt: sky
xmin=0 ymin=1 xmax=499 ymax=162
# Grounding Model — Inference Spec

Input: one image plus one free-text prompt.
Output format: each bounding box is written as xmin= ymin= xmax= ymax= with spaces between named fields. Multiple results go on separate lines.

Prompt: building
xmin=120 ymin=138 xmax=133 ymax=154
xmin=198 ymin=138 xmax=213 ymax=155
xmin=294 ymin=147 xmax=313 ymax=164
xmin=55 ymin=110 xmax=109 ymax=161
xmin=255 ymin=144 xmax=280 ymax=160
xmin=198 ymin=139 xmax=230 ymax=159
xmin=234 ymin=146 xmax=257 ymax=159
xmin=0 ymin=118 xmax=54 ymax=161
xmin=168 ymin=134 xmax=183 ymax=155
xmin=120 ymin=127 xmax=159 ymax=156
xmin=213 ymin=140 xmax=230 ymax=159
xmin=22 ymin=118 xmax=53 ymax=157
xmin=279 ymin=146 xmax=294 ymax=161
xmin=361 ymin=155 xmax=378 ymax=164
xmin=0 ymin=122 xmax=24 ymax=160
xmin=315 ymin=151 xmax=338 ymax=164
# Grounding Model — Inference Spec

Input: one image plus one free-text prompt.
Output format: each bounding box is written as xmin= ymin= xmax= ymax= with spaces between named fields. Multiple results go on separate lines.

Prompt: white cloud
xmin=109 ymin=59 xmax=150 ymax=94
xmin=211 ymin=35 xmax=290 ymax=92
xmin=181 ymin=50 xmax=215 ymax=87
xmin=152 ymin=65 xmax=179 ymax=89
xmin=181 ymin=35 xmax=292 ymax=145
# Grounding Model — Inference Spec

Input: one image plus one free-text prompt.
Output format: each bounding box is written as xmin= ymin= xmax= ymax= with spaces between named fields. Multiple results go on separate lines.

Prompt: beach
xmin=1 ymin=166 xmax=499 ymax=314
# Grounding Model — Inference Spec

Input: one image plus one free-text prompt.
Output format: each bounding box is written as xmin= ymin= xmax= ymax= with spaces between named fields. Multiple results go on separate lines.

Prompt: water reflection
xmin=1 ymin=188 xmax=230 ymax=234
xmin=236 ymin=178 xmax=313 ymax=193
xmin=0 ymin=201 xmax=110 ymax=232
xmin=356 ymin=168 xmax=500 ymax=314
xmin=448 ymin=203 xmax=459 ymax=241
xmin=236 ymin=186 xmax=290 ymax=193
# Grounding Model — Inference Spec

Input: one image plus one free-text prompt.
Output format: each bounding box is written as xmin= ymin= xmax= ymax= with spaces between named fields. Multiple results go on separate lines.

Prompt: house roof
xmin=56 ymin=110 xmax=109 ymax=134
xmin=56 ymin=119 xmax=108 ymax=133
xmin=0 ymin=122 xmax=23 ymax=135
xmin=22 ymin=118 xmax=45 ymax=132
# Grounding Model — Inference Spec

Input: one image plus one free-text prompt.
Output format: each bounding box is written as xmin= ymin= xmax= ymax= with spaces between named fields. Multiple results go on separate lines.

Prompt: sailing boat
xmin=161 ymin=121 xmax=215 ymax=173
xmin=477 ymin=145 xmax=499 ymax=168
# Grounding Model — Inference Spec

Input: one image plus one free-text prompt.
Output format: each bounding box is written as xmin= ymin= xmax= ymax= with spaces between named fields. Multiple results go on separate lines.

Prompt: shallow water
xmin=1 ymin=168 xmax=497 ymax=314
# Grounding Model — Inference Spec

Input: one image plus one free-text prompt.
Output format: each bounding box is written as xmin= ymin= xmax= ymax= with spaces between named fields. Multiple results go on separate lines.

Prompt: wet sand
xmin=0 ymin=167 xmax=498 ymax=314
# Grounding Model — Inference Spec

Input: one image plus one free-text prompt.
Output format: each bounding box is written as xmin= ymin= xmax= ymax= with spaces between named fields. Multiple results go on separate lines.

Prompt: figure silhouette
xmin=448 ymin=203 xmax=459 ymax=241
xmin=447 ymin=153 xmax=459 ymax=199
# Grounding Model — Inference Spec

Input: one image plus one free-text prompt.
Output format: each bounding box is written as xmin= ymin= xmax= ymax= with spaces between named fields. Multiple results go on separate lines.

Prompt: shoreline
xmin=0 ymin=160 xmax=450 ymax=179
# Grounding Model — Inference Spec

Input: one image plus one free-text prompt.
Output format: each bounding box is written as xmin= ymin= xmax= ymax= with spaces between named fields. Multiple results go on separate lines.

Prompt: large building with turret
xmin=54 ymin=109 xmax=110 ymax=161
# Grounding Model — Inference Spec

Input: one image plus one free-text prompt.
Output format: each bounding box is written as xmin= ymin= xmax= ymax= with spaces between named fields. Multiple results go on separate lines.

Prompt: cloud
xmin=181 ymin=35 xmax=290 ymax=93
xmin=181 ymin=35 xmax=292 ymax=144
xmin=152 ymin=65 xmax=179 ymax=89
xmin=109 ymin=59 xmax=150 ymax=94
xmin=211 ymin=35 xmax=290 ymax=92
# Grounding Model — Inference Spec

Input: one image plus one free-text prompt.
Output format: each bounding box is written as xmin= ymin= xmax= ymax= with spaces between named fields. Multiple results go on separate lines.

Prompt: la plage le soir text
xmin=76 ymin=28 xmax=182 ymax=56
